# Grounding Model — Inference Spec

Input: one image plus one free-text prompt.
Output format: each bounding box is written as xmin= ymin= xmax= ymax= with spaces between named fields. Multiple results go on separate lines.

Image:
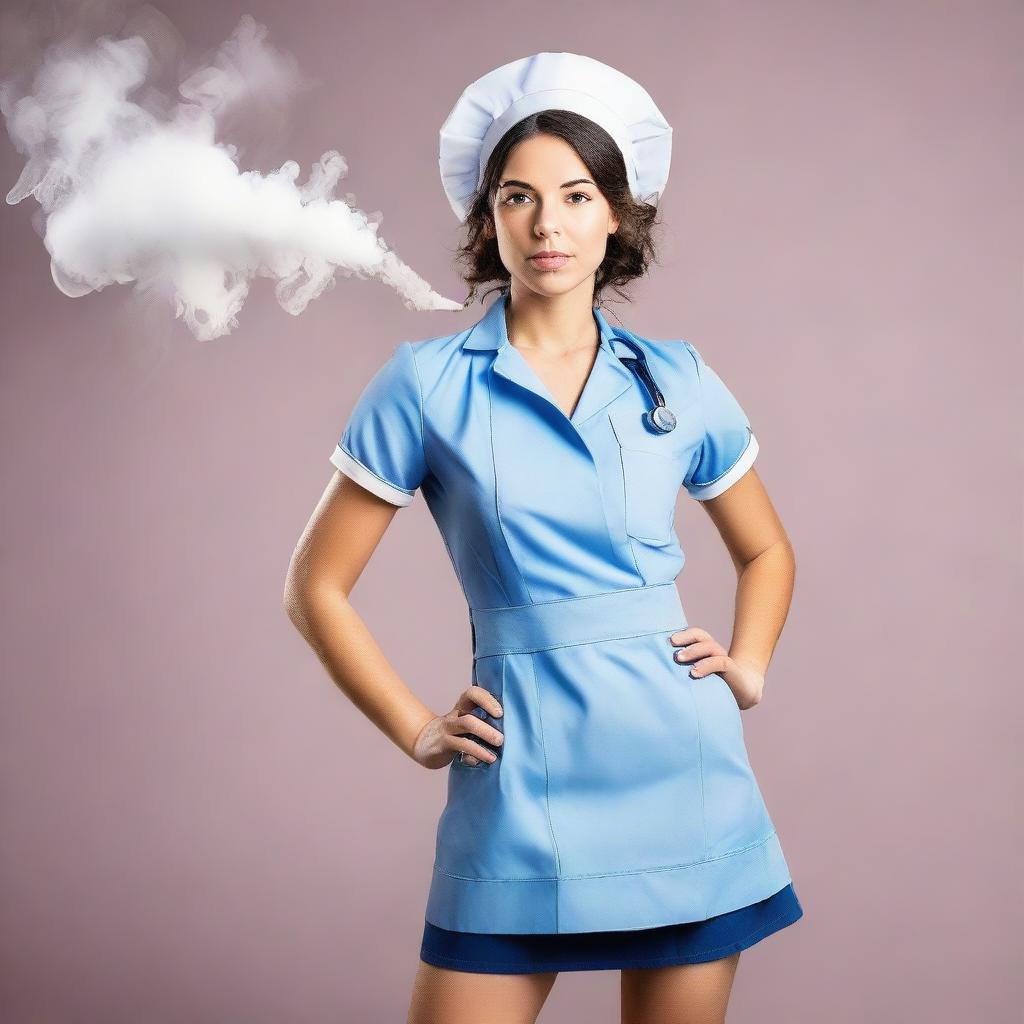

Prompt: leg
xmin=620 ymin=951 xmax=741 ymax=1024
xmin=407 ymin=959 xmax=558 ymax=1024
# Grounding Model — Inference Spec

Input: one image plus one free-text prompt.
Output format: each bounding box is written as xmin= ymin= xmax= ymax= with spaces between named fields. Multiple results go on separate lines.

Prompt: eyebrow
xmin=498 ymin=178 xmax=595 ymax=190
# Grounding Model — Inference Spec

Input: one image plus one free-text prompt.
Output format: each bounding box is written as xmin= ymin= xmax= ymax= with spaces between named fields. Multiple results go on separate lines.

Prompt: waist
xmin=470 ymin=583 xmax=687 ymax=658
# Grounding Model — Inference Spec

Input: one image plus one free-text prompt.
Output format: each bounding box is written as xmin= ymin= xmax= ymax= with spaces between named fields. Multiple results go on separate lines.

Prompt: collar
xmin=461 ymin=289 xmax=628 ymax=354
xmin=461 ymin=290 xmax=636 ymax=425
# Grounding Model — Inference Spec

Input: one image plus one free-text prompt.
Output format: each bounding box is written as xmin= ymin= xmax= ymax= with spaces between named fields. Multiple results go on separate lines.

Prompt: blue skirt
xmin=420 ymin=882 xmax=803 ymax=974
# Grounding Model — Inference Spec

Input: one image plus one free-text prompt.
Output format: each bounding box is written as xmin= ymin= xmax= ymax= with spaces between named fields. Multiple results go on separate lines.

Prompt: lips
xmin=530 ymin=253 xmax=570 ymax=270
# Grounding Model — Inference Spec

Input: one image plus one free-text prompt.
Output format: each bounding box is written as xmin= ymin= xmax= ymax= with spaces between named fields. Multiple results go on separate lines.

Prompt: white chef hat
xmin=439 ymin=52 xmax=673 ymax=223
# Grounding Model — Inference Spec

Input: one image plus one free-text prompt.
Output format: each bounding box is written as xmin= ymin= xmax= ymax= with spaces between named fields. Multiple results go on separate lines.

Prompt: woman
xmin=285 ymin=52 xmax=804 ymax=1024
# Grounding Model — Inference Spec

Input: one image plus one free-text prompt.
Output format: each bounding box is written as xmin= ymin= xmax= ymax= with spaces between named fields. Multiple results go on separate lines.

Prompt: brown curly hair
xmin=452 ymin=109 xmax=664 ymax=312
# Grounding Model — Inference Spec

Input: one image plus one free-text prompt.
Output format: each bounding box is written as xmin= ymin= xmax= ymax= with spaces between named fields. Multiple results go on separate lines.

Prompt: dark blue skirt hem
xmin=419 ymin=882 xmax=804 ymax=974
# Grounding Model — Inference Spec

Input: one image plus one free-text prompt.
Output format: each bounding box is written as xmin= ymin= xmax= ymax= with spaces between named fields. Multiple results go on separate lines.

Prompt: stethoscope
xmin=614 ymin=335 xmax=677 ymax=434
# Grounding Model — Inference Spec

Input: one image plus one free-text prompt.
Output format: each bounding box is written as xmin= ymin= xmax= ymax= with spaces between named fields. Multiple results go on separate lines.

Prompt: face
xmin=485 ymin=133 xmax=620 ymax=299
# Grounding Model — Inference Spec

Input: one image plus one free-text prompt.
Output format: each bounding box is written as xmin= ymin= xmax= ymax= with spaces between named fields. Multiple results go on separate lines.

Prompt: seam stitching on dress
xmin=404 ymin=341 xmax=431 ymax=483
xmin=473 ymin=582 xmax=675 ymax=614
xmin=416 ymin=346 xmax=471 ymax=608
xmin=435 ymin=528 xmax=469 ymax=616
xmin=681 ymin=341 xmax=756 ymax=496
xmin=681 ymin=341 xmax=707 ymax=494
xmin=466 ymin=536 xmax=514 ymax=606
xmin=528 ymin=652 xmax=561 ymax=925
xmin=337 ymin=444 xmax=414 ymax=496
xmin=689 ymin=674 xmax=709 ymax=914
xmin=431 ymin=830 xmax=778 ymax=883
xmin=689 ymin=427 xmax=753 ymax=492
xmin=608 ymin=414 xmax=645 ymax=580
xmin=486 ymin=364 xmax=533 ymax=602
xmin=475 ymin=626 xmax=678 ymax=657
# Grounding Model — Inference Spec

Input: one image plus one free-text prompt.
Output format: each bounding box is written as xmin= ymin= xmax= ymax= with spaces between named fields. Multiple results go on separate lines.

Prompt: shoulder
xmin=396 ymin=322 xmax=485 ymax=409
xmin=612 ymin=330 xmax=702 ymax=383
xmin=405 ymin=323 xmax=472 ymax=374
xmin=352 ymin=326 xmax=466 ymax=405
xmin=637 ymin=335 xmax=727 ymax=385
xmin=407 ymin=329 xmax=466 ymax=363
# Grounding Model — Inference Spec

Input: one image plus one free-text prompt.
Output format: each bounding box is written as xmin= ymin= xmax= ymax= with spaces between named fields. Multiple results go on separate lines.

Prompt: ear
xmin=608 ymin=212 xmax=620 ymax=234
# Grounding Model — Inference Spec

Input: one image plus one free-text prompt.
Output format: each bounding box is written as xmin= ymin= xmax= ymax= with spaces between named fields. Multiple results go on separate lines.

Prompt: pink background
xmin=2 ymin=1 xmax=1020 ymax=1020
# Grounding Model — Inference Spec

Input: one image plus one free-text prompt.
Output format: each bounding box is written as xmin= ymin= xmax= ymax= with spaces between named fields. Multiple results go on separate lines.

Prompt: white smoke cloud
xmin=0 ymin=5 xmax=465 ymax=340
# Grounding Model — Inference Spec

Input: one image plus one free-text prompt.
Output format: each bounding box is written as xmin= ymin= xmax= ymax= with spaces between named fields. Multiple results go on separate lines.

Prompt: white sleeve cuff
xmin=688 ymin=432 xmax=759 ymax=501
xmin=330 ymin=444 xmax=415 ymax=507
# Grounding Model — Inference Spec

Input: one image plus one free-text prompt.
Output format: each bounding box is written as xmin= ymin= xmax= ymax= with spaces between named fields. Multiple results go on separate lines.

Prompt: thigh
xmin=408 ymin=960 xmax=558 ymax=1024
xmin=620 ymin=951 xmax=741 ymax=1024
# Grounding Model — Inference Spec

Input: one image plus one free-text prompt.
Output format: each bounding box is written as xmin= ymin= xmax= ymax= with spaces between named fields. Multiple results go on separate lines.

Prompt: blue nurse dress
xmin=329 ymin=289 xmax=796 ymax=937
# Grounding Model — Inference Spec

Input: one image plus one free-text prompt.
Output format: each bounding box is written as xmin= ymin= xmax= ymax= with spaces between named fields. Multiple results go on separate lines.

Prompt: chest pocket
xmin=609 ymin=412 xmax=689 ymax=546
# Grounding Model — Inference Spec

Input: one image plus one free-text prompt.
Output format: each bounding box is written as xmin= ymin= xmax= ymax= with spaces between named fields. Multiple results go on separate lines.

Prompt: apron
xmin=330 ymin=290 xmax=794 ymax=934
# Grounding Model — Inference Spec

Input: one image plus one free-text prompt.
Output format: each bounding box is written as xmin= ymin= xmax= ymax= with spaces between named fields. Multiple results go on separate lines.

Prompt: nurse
xmin=285 ymin=51 xmax=803 ymax=1024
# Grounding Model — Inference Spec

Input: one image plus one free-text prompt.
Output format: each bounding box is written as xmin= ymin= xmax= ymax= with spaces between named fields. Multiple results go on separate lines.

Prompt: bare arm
xmin=283 ymin=472 xmax=435 ymax=758
xmin=672 ymin=467 xmax=795 ymax=709
xmin=283 ymin=472 xmax=503 ymax=765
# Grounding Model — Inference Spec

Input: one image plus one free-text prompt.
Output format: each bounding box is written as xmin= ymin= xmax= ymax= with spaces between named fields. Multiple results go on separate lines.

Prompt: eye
xmin=501 ymin=191 xmax=593 ymax=207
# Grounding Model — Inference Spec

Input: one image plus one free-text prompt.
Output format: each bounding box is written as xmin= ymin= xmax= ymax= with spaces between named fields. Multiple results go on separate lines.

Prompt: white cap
xmin=439 ymin=52 xmax=673 ymax=223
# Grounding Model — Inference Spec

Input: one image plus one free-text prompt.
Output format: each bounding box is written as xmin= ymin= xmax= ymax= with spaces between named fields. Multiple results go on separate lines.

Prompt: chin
xmin=522 ymin=273 xmax=590 ymax=298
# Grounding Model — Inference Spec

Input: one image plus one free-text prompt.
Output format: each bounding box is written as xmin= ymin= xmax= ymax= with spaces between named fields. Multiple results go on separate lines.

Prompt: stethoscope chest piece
xmin=646 ymin=406 xmax=677 ymax=434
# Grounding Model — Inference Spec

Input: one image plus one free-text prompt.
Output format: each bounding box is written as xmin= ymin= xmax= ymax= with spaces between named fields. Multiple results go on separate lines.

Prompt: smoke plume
xmin=0 ymin=5 xmax=465 ymax=341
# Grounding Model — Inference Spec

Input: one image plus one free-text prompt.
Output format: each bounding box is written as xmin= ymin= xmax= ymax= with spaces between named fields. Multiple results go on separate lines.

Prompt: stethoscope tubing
xmin=615 ymin=336 xmax=676 ymax=433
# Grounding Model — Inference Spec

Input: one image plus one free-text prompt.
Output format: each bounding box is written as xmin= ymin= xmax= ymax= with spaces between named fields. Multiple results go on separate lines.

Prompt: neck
xmin=503 ymin=285 xmax=599 ymax=357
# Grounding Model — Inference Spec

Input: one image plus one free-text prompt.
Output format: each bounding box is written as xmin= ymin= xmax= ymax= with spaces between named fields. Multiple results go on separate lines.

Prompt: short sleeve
xmin=329 ymin=341 xmax=428 ymax=506
xmin=681 ymin=341 xmax=760 ymax=501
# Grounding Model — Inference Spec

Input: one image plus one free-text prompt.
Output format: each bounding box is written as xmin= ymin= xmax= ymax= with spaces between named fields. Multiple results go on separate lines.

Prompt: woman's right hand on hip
xmin=411 ymin=685 xmax=504 ymax=769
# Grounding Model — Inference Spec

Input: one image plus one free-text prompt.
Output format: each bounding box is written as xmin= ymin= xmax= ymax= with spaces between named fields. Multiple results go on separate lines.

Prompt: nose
xmin=533 ymin=202 xmax=562 ymax=238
